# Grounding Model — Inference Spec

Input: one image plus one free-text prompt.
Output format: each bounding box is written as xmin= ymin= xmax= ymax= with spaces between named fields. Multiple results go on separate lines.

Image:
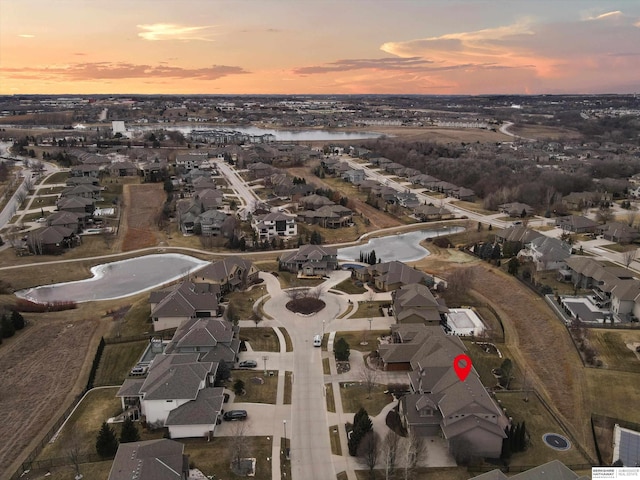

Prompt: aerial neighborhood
xmin=1 ymin=93 xmax=640 ymax=480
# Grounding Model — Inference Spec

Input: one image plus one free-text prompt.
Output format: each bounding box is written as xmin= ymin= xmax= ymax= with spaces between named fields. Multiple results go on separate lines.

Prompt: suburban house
xmin=355 ymin=261 xmax=433 ymax=292
xmin=413 ymin=205 xmax=454 ymax=222
xmin=46 ymin=211 xmax=83 ymax=233
xmin=298 ymin=204 xmax=353 ymax=228
xmin=60 ymin=184 xmax=101 ymax=200
xmin=108 ymin=439 xmax=189 ymax=480
xmin=495 ymin=225 xmax=543 ymax=245
xmin=57 ymin=196 xmax=95 ymax=216
xmin=555 ymin=215 xmax=599 ymax=233
xmin=26 ymin=225 xmax=78 ymax=255
xmin=598 ymin=221 xmax=640 ymax=244
xmin=298 ymin=194 xmax=334 ymax=210
xmin=395 ymin=191 xmax=421 ymax=208
xmin=563 ymin=191 xmax=601 ymax=210
xmin=519 ymin=236 xmax=572 ymax=271
xmin=392 ymin=283 xmax=448 ymax=326
xmin=175 ymin=152 xmax=208 ymax=172
xmin=149 ymin=281 xmax=221 ymax=332
xmin=69 ymin=163 xmax=100 ymax=178
xmin=190 ymin=257 xmax=259 ymax=295
xmin=253 ymin=212 xmax=297 ymax=240
xmin=498 ymin=202 xmax=534 ymax=217
xmin=198 ymin=210 xmax=229 ymax=237
xmin=279 ymin=244 xmax=339 ymax=275
xmin=116 ymin=353 xmax=223 ymax=437
xmin=342 ymin=169 xmax=366 ymax=184
xmin=108 ymin=161 xmax=138 ymax=177
xmin=164 ymin=316 xmax=240 ymax=365
xmin=380 ymin=323 xmax=508 ymax=461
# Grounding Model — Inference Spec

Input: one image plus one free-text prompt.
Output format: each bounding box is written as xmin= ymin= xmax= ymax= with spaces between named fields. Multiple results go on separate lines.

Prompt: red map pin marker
xmin=453 ymin=354 xmax=472 ymax=382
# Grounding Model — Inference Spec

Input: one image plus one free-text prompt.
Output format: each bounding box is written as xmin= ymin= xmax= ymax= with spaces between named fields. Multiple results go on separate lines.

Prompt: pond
xmin=337 ymin=226 xmax=464 ymax=263
xmin=135 ymin=124 xmax=383 ymax=141
xmin=15 ymin=253 xmax=209 ymax=304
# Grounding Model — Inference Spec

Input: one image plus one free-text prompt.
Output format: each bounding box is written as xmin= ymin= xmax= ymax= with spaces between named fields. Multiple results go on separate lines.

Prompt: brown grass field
xmin=118 ymin=183 xmax=166 ymax=251
xmin=587 ymin=329 xmax=640 ymax=373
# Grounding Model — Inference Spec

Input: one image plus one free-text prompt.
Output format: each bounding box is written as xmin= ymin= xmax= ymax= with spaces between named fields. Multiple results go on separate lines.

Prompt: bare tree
xmin=359 ymin=364 xmax=379 ymax=399
xmin=446 ymin=266 xmax=476 ymax=298
xmin=400 ymin=431 xmax=426 ymax=480
xmin=381 ymin=431 xmax=400 ymax=480
xmin=228 ymin=421 xmax=249 ymax=473
xmin=308 ymin=285 xmax=324 ymax=300
xmin=596 ymin=207 xmax=614 ymax=224
xmin=626 ymin=210 xmax=638 ymax=228
xmin=4 ymin=226 xmax=21 ymax=248
xmin=286 ymin=288 xmax=307 ymax=301
xmin=67 ymin=438 xmax=84 ymax=479
xmin=358 ymin=430 xmax=380 ymax=480
xmin=622 ymin=248 xmax=637 ymax=269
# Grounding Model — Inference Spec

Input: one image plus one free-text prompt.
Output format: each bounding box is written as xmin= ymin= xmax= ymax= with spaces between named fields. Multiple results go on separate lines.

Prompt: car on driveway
xmin=238 ymin=360 xmax=257 ymax=368
xmin=223 ymin=410 xmax=247 ymax=421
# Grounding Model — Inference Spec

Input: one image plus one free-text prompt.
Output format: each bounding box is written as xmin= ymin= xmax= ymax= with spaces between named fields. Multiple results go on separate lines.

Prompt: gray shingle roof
xmin=164 ymin=386 xmax=224 ymax=426
xmin=108 ymin=439 xmax=185 ymax=480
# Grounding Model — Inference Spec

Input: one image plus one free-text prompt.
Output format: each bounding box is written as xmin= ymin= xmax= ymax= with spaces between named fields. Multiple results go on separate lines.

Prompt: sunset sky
xmin=1 ymin=0 xmax=639 ymax=95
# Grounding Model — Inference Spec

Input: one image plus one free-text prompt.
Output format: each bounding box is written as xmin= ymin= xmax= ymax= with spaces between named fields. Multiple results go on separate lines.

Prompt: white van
xmin=313 ymin=334 xmax=322 ymax=347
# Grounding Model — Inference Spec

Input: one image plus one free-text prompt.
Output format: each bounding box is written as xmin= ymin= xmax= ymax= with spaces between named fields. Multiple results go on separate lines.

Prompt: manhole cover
xmin=542 ymin=433 xmax=571 ymax=451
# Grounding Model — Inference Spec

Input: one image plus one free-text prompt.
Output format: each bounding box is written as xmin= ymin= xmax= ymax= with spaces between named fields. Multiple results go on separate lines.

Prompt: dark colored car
xmin=223 ymin=410 xmax=247 ymax=421
xmin=238 ymin=360 xmax=257 ymax=368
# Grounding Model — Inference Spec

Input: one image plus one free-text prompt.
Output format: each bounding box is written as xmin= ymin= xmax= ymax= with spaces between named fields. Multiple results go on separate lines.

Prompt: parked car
xmin=238 ymin=360 xmax=257 ymax=368
xmin=223 ymin=410 xmax=247 ymax=421
xmin=130 ymin=365 xmax=148 ymax=376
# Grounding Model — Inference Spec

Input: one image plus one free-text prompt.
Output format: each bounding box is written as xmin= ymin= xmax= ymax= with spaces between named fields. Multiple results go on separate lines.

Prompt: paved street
xmin=215 ymin=271 xmax=455 ymax=480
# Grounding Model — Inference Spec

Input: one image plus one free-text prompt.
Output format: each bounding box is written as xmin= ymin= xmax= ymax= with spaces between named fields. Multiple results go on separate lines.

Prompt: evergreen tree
xmin=348 ymin=407 xmax=373 ymax=456
xmin=517 ymin=421 xmax=527 ymax=451
xmin=96 ymin=422 xmax=118 ymax=457
xmin=11 ymin=311 xmax=25 ymax=331
xmin=233 ymin=379 xmax=245 ymax=395
xmin=334 ymin=337 xmax=351 ymax=361
xmin=119 ymin=417 xmax=140 ymax=443
xmin=368 ymin=250 xmax=376 ymax=265
xmin=1 ymin=314 xmax=15 ymax=338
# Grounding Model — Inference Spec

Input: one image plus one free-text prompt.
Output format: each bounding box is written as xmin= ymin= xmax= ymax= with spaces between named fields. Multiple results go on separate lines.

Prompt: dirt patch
xmin=118 ymin=183 xmax=166 ymax=251
xmin=285 ymin=298 xmax=326 ymax=315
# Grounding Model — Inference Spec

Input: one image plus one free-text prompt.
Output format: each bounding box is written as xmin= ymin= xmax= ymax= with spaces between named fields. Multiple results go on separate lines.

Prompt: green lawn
xmin=94 ymin=340 xmax=148 ymax=386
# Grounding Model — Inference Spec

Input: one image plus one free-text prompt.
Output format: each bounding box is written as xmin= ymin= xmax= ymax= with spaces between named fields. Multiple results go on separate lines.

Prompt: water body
xmin=136 ymin=124 xmax=382 ymax=141
xmin=338 ymin=227 xmax=464 ymax=263
xmin=16 ymin=253 xmax=209 ymax=304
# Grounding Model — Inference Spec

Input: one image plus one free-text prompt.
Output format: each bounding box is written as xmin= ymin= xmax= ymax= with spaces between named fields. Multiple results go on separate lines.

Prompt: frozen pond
xmin=16 ymin=253 xmax=209 ymax=304
xmin=338 ymin=227 xmax=464 ymax=263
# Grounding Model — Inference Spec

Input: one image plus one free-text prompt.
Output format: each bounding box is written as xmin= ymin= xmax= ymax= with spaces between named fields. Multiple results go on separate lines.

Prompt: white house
xmin=253 ymin=212 xmax=297 ymax=240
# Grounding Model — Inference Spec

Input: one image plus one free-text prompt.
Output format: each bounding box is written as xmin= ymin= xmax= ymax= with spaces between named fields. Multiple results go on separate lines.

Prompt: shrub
xmin=334 ymin=337 xmax=350 ymax=361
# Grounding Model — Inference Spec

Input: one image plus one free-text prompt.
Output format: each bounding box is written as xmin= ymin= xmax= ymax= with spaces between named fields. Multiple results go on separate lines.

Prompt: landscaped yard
xmin=333 ymin=330 xmax=391 ymax=353
xmin=332 ymin=277 xmax=368 ymax=295
xmin=230 ymin=370 xmax=278 ymax=404
xmin=494 ymin=391 xmax=590 ymax=467
xmin=350 ymin=300 xmax=390 ymax=319
xmin=183 ymin=436 xmax=273 ymax=480
xmin=338 ymin=382 xmax=391 ymax=416
xmin=240 ymin=327 xmax=281 ymax=352
xmin=587 ymin=329 xmax=640 ymax=373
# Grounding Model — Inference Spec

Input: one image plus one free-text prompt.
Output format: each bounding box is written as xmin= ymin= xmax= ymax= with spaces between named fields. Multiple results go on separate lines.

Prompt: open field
xmin=118 ymin=183 xmax=166 ymax=251
xmin=509 ymin=124 xmax=583 ymax=141
xmin=587 ymin=329 xmax=640 ymax=372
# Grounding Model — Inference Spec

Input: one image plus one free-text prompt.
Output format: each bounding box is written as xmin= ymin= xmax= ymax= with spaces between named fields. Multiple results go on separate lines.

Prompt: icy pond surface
xmin=337 ymin=226 xmax=464 ymax=263
xmin=16 ymin=253 xmax=209 ymax=304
